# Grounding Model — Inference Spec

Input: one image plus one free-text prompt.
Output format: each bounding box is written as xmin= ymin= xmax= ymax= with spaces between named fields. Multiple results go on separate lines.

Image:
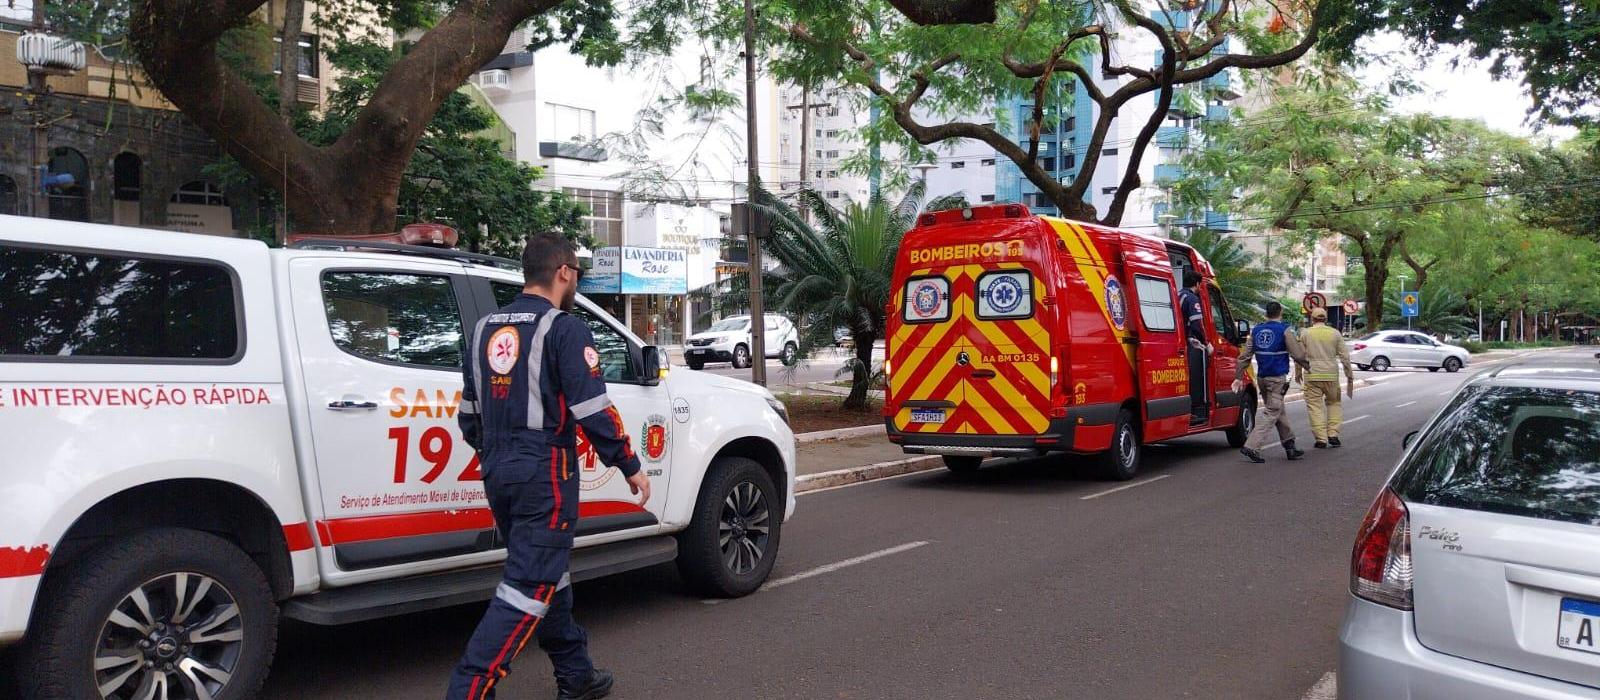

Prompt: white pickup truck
xmin=0 ymin=217 xmax=796 ymax=700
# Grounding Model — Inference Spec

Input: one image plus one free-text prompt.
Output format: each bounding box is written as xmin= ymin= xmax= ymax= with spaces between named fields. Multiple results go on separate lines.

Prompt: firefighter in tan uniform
xmin=1298 ymin=307 xmax=1355 ymax=448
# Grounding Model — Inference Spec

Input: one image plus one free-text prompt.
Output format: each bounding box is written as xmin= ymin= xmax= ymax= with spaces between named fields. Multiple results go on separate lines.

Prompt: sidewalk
xmin=794 ymin=433 xmax=939 ymax=492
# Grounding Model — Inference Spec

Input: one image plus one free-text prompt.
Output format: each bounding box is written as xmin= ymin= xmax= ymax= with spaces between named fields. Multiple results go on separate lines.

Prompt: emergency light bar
xmin=916 ymin=203 xmax=1031 ymax=228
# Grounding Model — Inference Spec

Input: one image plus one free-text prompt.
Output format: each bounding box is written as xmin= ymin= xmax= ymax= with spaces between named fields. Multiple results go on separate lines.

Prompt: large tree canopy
xmin=756 ymin=0 xmax=1350 ymax=224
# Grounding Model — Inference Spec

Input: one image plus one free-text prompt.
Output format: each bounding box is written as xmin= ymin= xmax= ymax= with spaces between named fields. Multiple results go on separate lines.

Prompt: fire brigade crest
xmin=1104 ymin=276 xmax=1128 ymax=330
xmin=486 ymin=326 xmax=520 ymax=374
xmin=911 ymin=281 xmax=942 ymax=319
xmin=641 ymin=414 xmax=670 ymax=462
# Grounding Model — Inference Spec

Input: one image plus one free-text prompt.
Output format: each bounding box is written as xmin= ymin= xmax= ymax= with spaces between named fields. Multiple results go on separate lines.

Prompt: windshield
xmin=709 ymin=318 xmax=749 ymax=332
xmin=1393 ymin=386 xmax=1600 ymax=526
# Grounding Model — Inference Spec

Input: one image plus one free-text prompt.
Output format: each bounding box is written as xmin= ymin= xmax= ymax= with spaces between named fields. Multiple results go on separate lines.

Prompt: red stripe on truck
xmin=315 ymin=501 xmax=648 ymax=546
xmin=0 ymin=545 xmax=50 ymax=578
xmin=281 ymin=523 xmax=315 ymax=552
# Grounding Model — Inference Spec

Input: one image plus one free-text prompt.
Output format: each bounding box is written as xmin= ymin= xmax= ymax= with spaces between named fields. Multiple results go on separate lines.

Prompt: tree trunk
xmin=276 ymin=0 xmax=304 ymax=124
xmin=1363 ymin=256 xmax=1388 ymax=331
xmin=844 ymin=332 xmax=877 ymax=410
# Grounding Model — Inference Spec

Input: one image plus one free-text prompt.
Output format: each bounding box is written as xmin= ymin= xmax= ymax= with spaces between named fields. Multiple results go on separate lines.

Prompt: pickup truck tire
xmin=676 ymin=457 xmax=781 ymax=598
xmin=1096 ymin=408 xmax=1141 ymax=481
xmin=732 ymin=344 xmax=752 ymax=369
xmin=1225 ymin=391 xmax=1255 ymax=448
xmin=20 ymin=528 xmax=277 ymax=700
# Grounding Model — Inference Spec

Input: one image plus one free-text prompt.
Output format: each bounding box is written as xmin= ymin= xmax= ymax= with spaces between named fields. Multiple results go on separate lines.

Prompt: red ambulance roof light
xmin=398 ymin=223 xmax=459 ymax=247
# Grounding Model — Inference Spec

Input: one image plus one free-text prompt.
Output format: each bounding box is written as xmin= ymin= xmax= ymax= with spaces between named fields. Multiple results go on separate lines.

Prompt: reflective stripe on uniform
xmin=486 ymin=312 xmax=543 ymax=324
xmin=459 ymin=399 xmax=480 ymax=415
xmin=569 ymin=394 xmax=612 ymax=420
xmin=470 ymin=316 xmax=491 ymax=403
xmin=524 ymin=310 xmax=564 ymax=430
xmin=557 ymin=571 xmax=571 ymax=590
xmin=1256 ymin=350 xmax=1289 ymax=355
xmin=495 ymin=582 xmax=551 ymax=617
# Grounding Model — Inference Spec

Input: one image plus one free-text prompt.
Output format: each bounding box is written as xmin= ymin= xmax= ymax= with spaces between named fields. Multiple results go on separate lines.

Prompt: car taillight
xmin=1351 ymin=487 xmax=1413 ymax=610
xmin=1353 ymin=343 xmax=1367 ymax=351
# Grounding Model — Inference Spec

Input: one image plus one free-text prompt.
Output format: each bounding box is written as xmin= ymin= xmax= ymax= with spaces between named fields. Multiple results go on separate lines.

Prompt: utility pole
xmin=788 ymin=80 xmax=812 ymax=224
xmin=28 ymin=0 xmax=50 ymax=219
xmin=742 ymin=0 xmax=767 ymax=386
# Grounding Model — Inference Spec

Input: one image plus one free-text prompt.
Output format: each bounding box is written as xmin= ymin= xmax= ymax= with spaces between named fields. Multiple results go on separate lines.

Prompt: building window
xmin=562 ymin=187 xmax=624 ymax=248
xmin=815 ymin=170 xmax=823 ymax=179
xmin=980 ymin=158 xmax=995 ymax=166
xmin=826 ymin=106 xmax=839 ymax=116
xmin=1063 ymin=153 xmax=1076 ymax=169
xmin=1023 ymin=192 xmax=1051 ymax=208
xmin=815 ymin=149 xmax=823 ymax=159
xmin=826 ymin=129 xmax=839 ymax=137
xmin=951 ymin=161 xmax=965 ymax=169
xmin=171 ymin=180 xmax=228 ymax=206
xmin=113 ymin=152 xmax=142 ymax=202
xmin=47 ymin=146 xmax=89 ymax=222
xmin=826 ymin=191 xmax=840 ymax=199
xmin=271 ymin=34 xmax=320 ymax=79
xmin=815 ymin=129 xmax=822 ymax=137
xmin=1064 ymin=117 xmax=1077 ymax=132
xmin=827 ymin=170 xmax=838 ymax=178
xmin=1041 ymin=157 xmax=1055 ymax=171
xmin=1102 ymin=148 xmax=1119 ymax=156
xmin=826 ymin=150 xmax=840 ymax=158
xmin=0 ymin=176 xmax=15 ymax=215
xmin=546 ymin=103 xmax=596 ymax=141
xmin=980 ymin=194 xmax=996 ymax=202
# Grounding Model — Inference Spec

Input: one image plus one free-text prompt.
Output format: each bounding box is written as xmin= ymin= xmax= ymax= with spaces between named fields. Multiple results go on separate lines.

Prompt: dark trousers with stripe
xmin=446 ymin=466 xmax=593 ymax=699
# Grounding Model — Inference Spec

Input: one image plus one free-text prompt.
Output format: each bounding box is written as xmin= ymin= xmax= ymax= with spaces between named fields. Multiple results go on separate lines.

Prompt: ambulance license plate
xmin=1558 ymin=598 xmax=1600 ymax=655
xmin=910 ymin=409 xmax=946 ymax=424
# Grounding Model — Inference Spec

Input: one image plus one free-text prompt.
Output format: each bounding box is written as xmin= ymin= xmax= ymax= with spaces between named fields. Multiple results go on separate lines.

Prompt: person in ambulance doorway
xmin=446 ymin=233 xmax=652 ymax=700
xmin=1178 ymin=270 xmax=1212 ymax=424
xmin=1231 ymin=301 xmax=1309 ymax=463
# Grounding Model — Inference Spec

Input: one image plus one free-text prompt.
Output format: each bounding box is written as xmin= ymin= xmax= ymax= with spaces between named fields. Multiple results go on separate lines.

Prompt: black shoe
xmin=558 ymin=670 xmax=614 ymax=700
xmin=1329 ymin=437 xmax=1342 ymax=447
xmin=1314 ymin=441 xmax=1329 ymax=449
xmin=1240 ymin=447 xmax=1265 ymax=463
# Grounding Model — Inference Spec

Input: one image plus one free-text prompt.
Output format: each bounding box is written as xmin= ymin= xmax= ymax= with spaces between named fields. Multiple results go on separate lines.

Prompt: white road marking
xmin=1439 ymin=389 xmax=1455 ymax=396
xmin=1080 ymin=474 xmax=1172 ymax=500
xmin=1344 ymin=414 xmax=1371 ymax=425
xmin=705 ymin=541 xmax=932 ymax=604
xmin=1395 ymin=401 xmax=1418 ymax=408
xmin=1301 ymin=672 xmax=1337 ymax=700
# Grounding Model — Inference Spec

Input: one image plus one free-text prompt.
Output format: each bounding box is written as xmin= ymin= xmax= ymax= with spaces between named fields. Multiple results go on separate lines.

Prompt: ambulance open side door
xmin=1123 ymin=256 xmax=1191 ymax=442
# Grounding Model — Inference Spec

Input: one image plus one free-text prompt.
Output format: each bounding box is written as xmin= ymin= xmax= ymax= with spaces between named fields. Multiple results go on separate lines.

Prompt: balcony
xmin=1156 ymin=126 xmax=1189 ymax=148
xmin=1205 ymin=103 xmax=1231 ymax=122
xmin=1154 ymin=163 xmax=1185 ymax=184
xmin=475 ymin=69 xmax=511 ymax=97
xmin=1205 ymin=69 xmax=1241 ymax=100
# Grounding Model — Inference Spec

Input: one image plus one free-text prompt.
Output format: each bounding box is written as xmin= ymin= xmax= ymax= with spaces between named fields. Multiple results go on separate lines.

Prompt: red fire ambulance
xmin=883 ymin=204 xmax=1256 ymax=480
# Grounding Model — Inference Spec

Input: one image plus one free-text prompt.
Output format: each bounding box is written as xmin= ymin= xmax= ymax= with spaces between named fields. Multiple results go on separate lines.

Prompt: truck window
xmin=493 ymin=282 xmax=637 ymax=383
xmin=975 ymin=270 xmax=1033 ymax=320
xmin=1134 ymin=275 xmax=1176 ymax=332
xmin=0 ymin=244 xmax=240 ymax=361
xmin=902 ymin=275 xmax=950 ymax=324
xmin=322 ymin=272 xmax=462 ymax=369
xmin=1205 ymin=285 xmax=1233 ymax=342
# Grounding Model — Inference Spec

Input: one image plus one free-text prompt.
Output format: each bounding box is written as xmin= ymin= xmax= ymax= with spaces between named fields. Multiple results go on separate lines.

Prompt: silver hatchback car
xmin=1340 ymin=354 xmax=1600 ymax=699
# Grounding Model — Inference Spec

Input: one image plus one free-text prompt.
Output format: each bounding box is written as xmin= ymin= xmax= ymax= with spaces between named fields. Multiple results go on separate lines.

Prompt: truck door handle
xmin=327 ymin=400 xmax=378 ymax=410
xmin=970 ymin=369 xmax=997 ymax=379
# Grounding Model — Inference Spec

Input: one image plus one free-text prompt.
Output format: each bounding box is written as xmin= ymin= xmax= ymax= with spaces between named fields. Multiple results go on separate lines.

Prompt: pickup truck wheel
xmin=1225 ymin=391 xmax=1255 ymax=448
xmin=677 ymin=457 xmax=781 ymax=598
xmin=19 ymin=528 xmax=276 ymax=700
xmin=1096 ymin=409 xmax=1141 ymax=481
xmin=732 ymin=344 xmax=752 ymax=369
xmin=942 ymin=456 xmax=983 ymax=474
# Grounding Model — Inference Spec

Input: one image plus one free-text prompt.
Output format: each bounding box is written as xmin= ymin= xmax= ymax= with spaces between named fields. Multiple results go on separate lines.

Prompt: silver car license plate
xmin=1557 ymin=597 xmax=1600 ymax=655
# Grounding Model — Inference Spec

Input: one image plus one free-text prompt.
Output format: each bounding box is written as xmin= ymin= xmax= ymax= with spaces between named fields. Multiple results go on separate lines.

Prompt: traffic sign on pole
xmin=1400 ymin=292 xmax=1419 ymax=318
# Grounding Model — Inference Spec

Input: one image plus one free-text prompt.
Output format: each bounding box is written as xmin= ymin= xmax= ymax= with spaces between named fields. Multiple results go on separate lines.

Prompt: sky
xmin=1357 ymin=31 xmax=1579 ymax=142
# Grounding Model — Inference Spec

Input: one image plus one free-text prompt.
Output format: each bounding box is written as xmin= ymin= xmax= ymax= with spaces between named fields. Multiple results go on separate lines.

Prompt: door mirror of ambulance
xmin=1403 ymin=430 xmax=1420 ymax=449
xmin=640 ymin=345 xmax=666 ymax=386
xmin=1235 ymin=320 xmax=1250 ymax=342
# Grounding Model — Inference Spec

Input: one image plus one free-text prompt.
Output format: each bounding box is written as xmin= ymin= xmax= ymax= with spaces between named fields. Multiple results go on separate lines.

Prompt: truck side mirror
xmin=1235 ymin=320 xmax=1250 ymax=342
xmin=640 ymin=346 xmax=667 ymax=386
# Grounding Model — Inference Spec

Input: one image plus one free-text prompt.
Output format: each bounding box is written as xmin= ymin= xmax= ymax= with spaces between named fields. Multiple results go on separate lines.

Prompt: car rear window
xmin=1393 ymin=386 xmax=1600 ymax=526
xmin=0 ymin=244 xmax=240 ymax=361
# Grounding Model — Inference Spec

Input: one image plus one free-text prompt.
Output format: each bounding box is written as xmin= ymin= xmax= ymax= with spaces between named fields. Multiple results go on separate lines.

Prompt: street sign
xmin=1401 ymin=291 xmax=1420 ymax=318
xmin=1301 ymin=291 xmax=1327 ymax=314
xmin=1343 ymin=299 xmax=1361 ymax=314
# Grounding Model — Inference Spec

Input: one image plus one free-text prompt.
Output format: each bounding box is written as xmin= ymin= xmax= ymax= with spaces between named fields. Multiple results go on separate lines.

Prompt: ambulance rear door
xmin=1121 ymin=248 xmax=1191 ymax=442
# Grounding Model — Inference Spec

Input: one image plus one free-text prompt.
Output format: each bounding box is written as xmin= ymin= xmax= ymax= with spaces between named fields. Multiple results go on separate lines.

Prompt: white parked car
xmin=0 ymin=217 xmax=796 ymax=699
xmin=1339 ymin=355 xmax=1600 ymax=699
xmin=1352 ymin=330 xmax=1470 ymax=372
xmin=684 ymin=314 xmax=799 ymax=370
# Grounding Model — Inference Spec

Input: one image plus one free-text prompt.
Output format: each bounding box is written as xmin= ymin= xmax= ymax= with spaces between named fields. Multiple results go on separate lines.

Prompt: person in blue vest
xmin=447 ymin=233 xmax=651 ymax=700
xmin=1231 ymin=301 xmax=1309 ymax=463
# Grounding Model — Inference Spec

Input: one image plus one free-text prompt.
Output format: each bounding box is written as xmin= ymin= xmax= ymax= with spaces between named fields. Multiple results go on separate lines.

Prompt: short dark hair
xmin=1182 ymin=269 xmax=1202 ymax=288
xmin=1264 ymin=301 xmax=1283 ymax=318
xmin=522 ymin=233 xmax=577 ymax=286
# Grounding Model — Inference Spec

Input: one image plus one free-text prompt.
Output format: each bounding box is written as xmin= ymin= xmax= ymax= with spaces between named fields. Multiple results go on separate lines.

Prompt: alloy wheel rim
xmin=1242 ymin=397 xmax=1256 ymax=433
xmin=94 ymin=572 xmax=244 ymax=700
xmin=719 ymin=481 xmax=770 ymax=576
xmin=1119 ymin=426 xmax=1137 ymax=469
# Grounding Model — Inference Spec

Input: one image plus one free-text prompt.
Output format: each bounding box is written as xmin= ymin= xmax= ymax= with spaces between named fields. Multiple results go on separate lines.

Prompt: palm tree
xmin=741 ymin=181 xmax=925 ymax=409
xmin=1172 ymin=227 xmax=1280 ymax=322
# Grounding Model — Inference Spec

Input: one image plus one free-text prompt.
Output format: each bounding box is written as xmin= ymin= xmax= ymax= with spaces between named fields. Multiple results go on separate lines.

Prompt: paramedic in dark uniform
xmin=1231 ymin=301 xmax=1308 ymax=463
xmin=446 ymin=233 xmax=650 ymax=700
xmin=1178 ymin=269 xmax=1211 ymax=423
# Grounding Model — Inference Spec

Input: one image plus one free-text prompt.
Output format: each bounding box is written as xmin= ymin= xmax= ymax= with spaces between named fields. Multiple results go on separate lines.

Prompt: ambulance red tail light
xmin=1351 ymin=487 xmax=1413 ymax=610
xmin=1049 ymin=355 xmax=1059 ymax=389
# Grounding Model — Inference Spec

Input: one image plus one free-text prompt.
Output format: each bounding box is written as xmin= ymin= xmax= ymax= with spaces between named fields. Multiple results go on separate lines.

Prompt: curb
xmin=796 ymin=455 xmax=941 ymax=493
xmin=796 ymin=423 xmax=886 ymax=444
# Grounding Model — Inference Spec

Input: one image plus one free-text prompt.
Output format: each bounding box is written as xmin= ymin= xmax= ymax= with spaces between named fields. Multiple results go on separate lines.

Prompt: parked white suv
xmin=684 ymin=314 xmax=799 ymax=370
xmin=0 ymin=217 xmax=796 ymax=699
xmin=1352 ymin=330 xmax=1470 ymax=373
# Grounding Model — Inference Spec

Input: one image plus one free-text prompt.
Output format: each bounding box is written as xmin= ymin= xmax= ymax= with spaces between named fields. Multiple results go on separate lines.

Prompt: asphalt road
xmin=246 ymin=355 xmax=1549 ymax=700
